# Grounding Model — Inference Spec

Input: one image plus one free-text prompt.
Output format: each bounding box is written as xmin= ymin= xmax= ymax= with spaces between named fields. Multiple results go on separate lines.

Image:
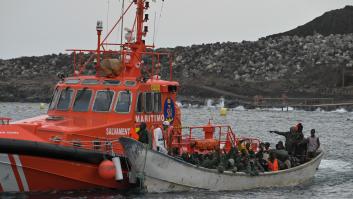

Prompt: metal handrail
xmin=0 ymin=117 xmax=11 ymax=125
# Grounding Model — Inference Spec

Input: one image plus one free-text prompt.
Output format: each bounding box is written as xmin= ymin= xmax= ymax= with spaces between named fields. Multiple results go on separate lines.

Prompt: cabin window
xmin=82 ymin=79 xmax=99 ymax=85
xmin=145 ymin=92 xmax=153 ymax=113
xmin=65 ymin=79 xmax=80 ymax=84
xmin=73 ymin=89 xmax=92 ymax=112
xmin=154 ymin=93 xmax=162 ymax=113
xmin=115 ymin=91 xmax=131 ymax=113
xmin=125 ymin=80 xmax=136 ymax=87
xmin=49 ymin=88 xmax=60 ymax=110
xmin=93 ymin=90 xmax=114 ymax=112
xmin=56 ymin=88 xmax=73 ymax=111
xmin=136 ymin=92 xmax=144 ymax=113
xmin=103 ymin=80 xmax=121 ymax=86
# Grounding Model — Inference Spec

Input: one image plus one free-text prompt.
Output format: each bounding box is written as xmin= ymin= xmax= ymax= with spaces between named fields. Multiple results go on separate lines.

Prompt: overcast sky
xmin=0 ymin=0 xmax=352 ymax=59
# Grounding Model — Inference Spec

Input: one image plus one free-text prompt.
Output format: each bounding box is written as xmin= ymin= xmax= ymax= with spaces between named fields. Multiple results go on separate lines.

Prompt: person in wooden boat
xmin=293 ymin=123 xmax=306 ymax=161
xmin=248 ymin=151 xmax=264 ymax=176
xmin=270 ymin=126 xmax=297 ymax=155
xmin=238 ymin=148 xmax=253 ymax=173
xmin=256 ymin=143 xmax=269 ymax=171
xmin=267 ymin=151 xmax=279 ymax=172
xmin=225 ymin=146 xmax=241 ymax=172
xmin=263 ymin=142 xmax=271 ymax=161
xmin=276 ymin=141 xmax=285 ymax=150
xmin=306 ymin=129 xmax=320 ymax=159
xmin=245 ymin=142 xmax=254 ymax=154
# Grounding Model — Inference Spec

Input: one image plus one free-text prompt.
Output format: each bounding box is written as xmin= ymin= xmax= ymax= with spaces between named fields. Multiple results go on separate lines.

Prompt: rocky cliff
xmin=1 ymin=33 xmax=353 ymax=104
xmin=269 ymin=6 xmax=353 ymax=38
xmin=0 ymin=54 xmax=72 ymax=102
xmin=170 ymin=33 xmax=353 ymax=103
xmin=2 ymin=6 xmax=353 ymax=104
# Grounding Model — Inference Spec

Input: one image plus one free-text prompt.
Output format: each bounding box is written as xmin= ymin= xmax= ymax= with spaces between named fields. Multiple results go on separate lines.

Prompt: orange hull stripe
xmin=8 ymin=155 xmax=24 ymax=192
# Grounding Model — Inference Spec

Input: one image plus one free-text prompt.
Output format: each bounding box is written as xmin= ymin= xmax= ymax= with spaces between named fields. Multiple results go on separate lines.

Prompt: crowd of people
xmin=179 ymin=123 xmax=320 ymax=175
xmin=135 ymin=121 xmax=320 ymax=175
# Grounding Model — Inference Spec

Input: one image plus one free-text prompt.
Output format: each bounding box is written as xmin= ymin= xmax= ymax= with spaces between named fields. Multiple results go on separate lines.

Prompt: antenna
xmin=153 ymin=11 xmax=157 ymax=47
xmin=106 ymin=0 xmax=110 ymax=49
xmin=120 ymin=0 xmax=125 ymax=48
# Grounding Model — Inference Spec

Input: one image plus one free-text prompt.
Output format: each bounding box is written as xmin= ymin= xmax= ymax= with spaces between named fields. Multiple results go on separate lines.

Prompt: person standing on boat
xmin=137 ymin=122 xmax=150 ymax=146
xmin=163 ymin=120 xmax=176 ymax=154
xmin=294 ymin=123 xmax=305 ymax=158
xmin=307 ymin=129 xmax=320 ymax=158
xmin=152 ymin=122 xmax=168 ymax=154
xmin=270 ymin=126 xmax=297 ymax=155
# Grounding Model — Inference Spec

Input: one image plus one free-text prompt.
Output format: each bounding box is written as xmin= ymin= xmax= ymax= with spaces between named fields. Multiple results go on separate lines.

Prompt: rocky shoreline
xmin=1 ymin=33 xmax=353 ymax=107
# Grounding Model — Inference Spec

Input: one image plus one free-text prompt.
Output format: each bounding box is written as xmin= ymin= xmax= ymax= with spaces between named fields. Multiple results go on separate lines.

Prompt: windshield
xmin=93 ymin=90 xmax=114 ymax=112
xmin=56 ymin=88 xmax=73 ymax=111
xmin=154 ymin=93 xmax=162 ymax=113
xmin=145 ymin=92 xmax=153 ymax=113
xmin=136 ymin=93 xmax=143 ymax=113
xmin=49 ymin=88 xmax=60 ymax=110
xmin=73 ymin=89 xmax=92 ymax=112
xmin=115 ymin=91 xmax=131 ymax=113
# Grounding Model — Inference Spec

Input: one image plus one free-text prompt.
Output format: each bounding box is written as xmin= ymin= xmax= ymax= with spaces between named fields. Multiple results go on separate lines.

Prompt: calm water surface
xmin=0 ymin=103 xmax=352 ymax=199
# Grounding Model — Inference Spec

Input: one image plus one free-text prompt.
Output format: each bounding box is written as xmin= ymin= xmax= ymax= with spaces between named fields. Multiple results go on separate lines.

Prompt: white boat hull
xmin=120 ymin=137 xmax=324 ymax=193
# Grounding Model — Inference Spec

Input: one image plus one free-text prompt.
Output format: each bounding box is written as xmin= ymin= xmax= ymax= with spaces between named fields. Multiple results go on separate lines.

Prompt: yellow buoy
xmin=220 ymin=107 xmax=227 ymax=116
xmin=39 ymin=103 xmax=46 ymax=110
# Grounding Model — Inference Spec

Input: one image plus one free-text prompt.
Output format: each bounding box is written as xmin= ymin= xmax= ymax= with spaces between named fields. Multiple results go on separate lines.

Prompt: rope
xmin=152 ymin=0 xmax=165 ymax=46
xmin=120 ymin=0 xmax=125 ymax=47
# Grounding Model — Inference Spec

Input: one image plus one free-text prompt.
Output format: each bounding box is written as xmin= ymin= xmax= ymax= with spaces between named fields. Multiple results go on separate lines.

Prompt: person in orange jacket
xmin=267 ymin=151 xmax=279 ymax=171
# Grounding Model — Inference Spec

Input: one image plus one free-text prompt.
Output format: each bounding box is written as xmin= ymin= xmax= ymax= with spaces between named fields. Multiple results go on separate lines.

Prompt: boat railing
xmin=66 ymin=49 xmax=174 ymax=80
xmin=49 ymin=134 xmax=125 ymax=156
xmin=171 ymin=125 xmax=238 ymax=154
xmin=0 ymin=117 xmax=11 ymax=125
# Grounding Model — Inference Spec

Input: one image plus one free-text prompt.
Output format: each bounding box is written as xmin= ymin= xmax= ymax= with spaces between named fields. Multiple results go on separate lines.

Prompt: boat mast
xmin=124 ymin=0 xmax=148 ymax=78
xmin=68 ymin=0 xmax=152 ymax=78
xmin=136 ymin=0 xmax=146 ymax=44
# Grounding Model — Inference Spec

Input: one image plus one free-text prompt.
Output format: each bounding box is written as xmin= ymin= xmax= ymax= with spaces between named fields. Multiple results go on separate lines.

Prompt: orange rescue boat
xmin=0 ymin=0 xmax=182 ymax=192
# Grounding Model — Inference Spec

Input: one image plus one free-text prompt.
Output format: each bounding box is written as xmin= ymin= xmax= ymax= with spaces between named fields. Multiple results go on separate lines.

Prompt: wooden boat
xmin=120 ymin=134 xmax=324 ymax=193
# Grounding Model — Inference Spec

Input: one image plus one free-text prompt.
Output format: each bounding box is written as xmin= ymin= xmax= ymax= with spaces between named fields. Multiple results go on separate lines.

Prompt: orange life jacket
xmin=130 ymin=128 xmax=139 ymax=140
xmin=268 ymin=159 xmax=279 ymax=171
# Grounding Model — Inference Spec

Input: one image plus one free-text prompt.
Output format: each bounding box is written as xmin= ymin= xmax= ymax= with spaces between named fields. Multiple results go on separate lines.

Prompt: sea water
xmin=0 ymin=103 xmax=353 ymax=199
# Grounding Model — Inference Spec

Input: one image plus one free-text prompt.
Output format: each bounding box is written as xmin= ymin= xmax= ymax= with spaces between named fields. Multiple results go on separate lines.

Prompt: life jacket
xmin=268 ymin=159 xmax=279 ymax=171
xmin=130 ymin=128 xmax=139 ymax=140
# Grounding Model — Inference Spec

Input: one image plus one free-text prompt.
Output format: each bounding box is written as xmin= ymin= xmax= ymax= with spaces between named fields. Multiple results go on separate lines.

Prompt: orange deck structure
xmin=0 ymin=0 xmax=182 ymax=192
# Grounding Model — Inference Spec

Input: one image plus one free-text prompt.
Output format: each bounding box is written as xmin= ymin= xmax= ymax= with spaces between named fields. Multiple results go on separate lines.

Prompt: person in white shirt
xmin=153 ymin=121 xmax=169 ymax=154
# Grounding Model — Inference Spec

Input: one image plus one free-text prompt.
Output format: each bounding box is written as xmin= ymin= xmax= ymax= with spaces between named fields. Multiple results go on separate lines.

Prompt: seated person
xmin=276 ymin=141 xmax=285 ymax=150
xmin=267 ymin=151 xmax=279 ymax=172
